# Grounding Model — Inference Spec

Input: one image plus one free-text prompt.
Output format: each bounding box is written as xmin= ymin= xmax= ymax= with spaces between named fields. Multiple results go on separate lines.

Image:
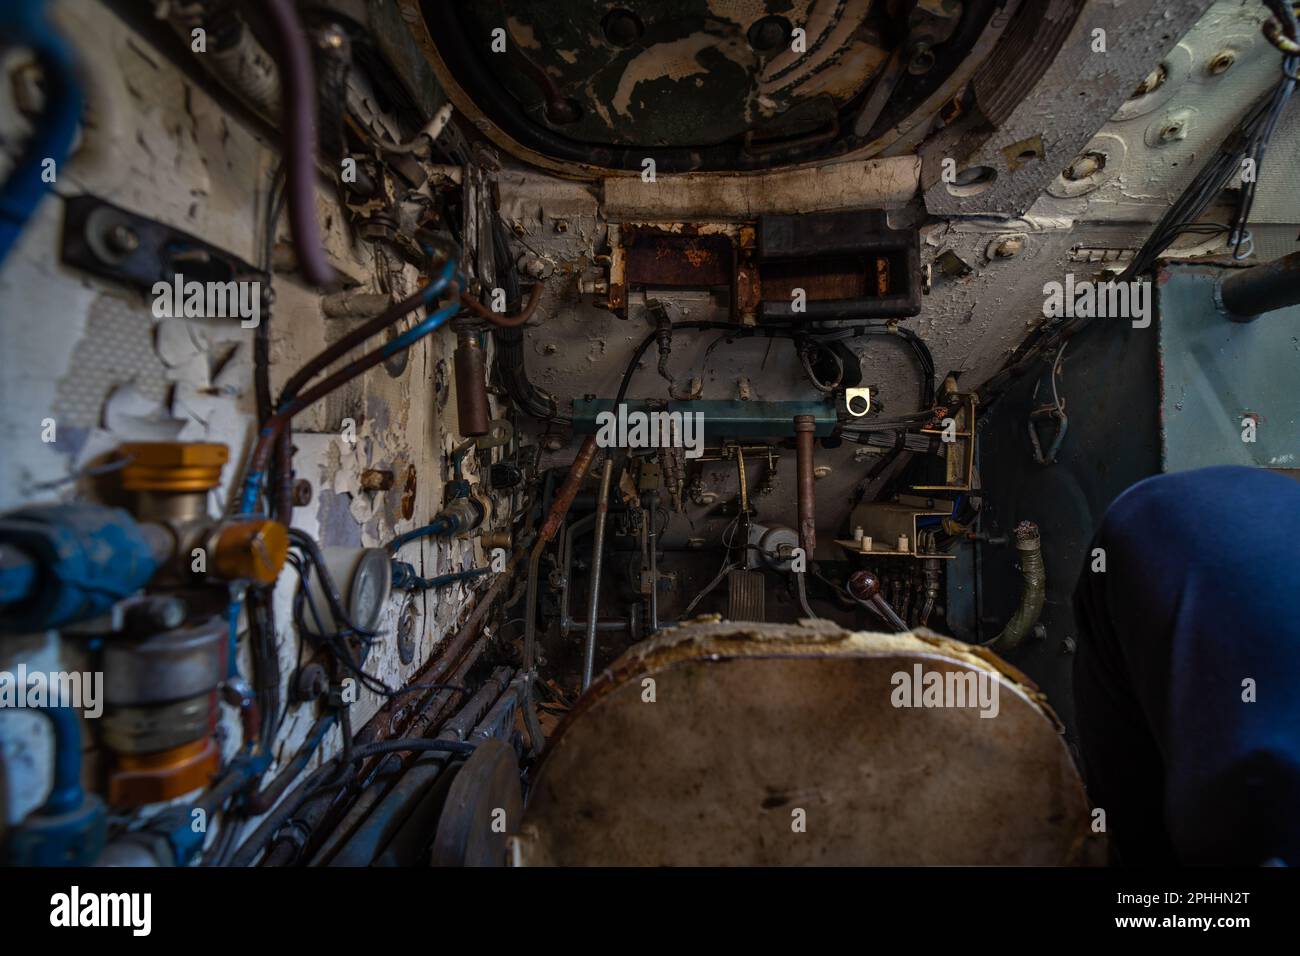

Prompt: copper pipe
xmin=460 ymin=282 xmax=543 ymax=328
xmin=540 ymin=436 xmax=599 ymax=542
xmin=794 ymin=415 xmax=817 ymax=556
xmin=583 ymin=456 xmax=614 ymax=690
xmin=522 ymin=436 xmax=599 ymax=753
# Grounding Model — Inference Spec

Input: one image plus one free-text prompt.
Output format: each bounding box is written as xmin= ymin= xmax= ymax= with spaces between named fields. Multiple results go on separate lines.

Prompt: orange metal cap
xmin=212 ymin=519 xmax=289 ymax=584
xmin=108 ymin=737 xmax=220 ymax=806
xmin=119 ymin=442 xmax=229 ymax=493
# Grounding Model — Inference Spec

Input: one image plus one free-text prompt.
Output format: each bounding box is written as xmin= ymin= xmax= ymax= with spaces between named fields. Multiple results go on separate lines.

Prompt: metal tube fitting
xmin=793 ymin=415 xmax=817 ymax=556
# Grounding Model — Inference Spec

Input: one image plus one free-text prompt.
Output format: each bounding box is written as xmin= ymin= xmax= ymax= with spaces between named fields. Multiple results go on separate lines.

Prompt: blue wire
xmin=0 ymin=2 xmax=84 ymax=268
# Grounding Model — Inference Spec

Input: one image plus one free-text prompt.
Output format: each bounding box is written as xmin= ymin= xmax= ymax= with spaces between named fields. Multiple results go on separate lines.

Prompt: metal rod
xmin=582 ymin=456 xmax=615 ymax=690
xmin=794 ymin=414 xmax=817 ymax=555
xmin=646 ymin=490 xmax=659 ymax=632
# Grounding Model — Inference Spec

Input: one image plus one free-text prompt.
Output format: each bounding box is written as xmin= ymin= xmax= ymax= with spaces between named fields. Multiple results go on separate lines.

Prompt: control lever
xmin=847 ymin=569 xmax=908 ymax=632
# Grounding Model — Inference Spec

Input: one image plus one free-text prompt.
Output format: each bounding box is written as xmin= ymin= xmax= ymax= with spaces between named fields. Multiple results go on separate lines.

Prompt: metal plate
xmin=516 ymin=620 xmax=1098 ymax=865
xmin=1157 ymin=264 xmax=1300 ymax=473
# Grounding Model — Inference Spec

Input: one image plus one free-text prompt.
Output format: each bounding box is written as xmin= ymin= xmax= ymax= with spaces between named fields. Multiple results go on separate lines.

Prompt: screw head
xmin=106 ymin=223 xmax=140 ymax=254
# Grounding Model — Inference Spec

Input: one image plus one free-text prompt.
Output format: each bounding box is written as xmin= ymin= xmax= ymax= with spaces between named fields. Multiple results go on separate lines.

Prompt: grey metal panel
xmin=1157 ymin=264 xmax=1300 ymax=473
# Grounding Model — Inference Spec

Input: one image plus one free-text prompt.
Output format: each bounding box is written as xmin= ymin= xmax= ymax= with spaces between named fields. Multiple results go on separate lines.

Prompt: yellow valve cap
xmin=119 ymin=442 xmax=229 ymax=492
xmin=212 ymin=519 xmax=289 ymax=584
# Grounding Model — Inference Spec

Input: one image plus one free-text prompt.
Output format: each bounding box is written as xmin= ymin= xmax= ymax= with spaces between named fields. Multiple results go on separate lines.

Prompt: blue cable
xmin=0 ymin=1 xmax=84 ymax=268
xmin=238 ymin=267 xmax=462 ymax=515
xmin=381 ymin=299 xmax=460 ymax=357
xmin=38 ymin=706 xmax=85 ymax=816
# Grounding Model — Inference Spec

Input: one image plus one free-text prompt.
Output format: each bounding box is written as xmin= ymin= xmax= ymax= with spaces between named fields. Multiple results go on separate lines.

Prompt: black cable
xmin=615 ymin=320 xmax=936 ymax=411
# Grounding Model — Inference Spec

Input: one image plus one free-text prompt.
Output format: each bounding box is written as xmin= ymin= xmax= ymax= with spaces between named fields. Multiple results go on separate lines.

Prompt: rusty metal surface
xmin=516 ymin=620 xmax=1098 ymax=865
xmin=623 ymin=228 xmax=734 ymax=289
xmin=922 ymin=0 xmax=1218 ymax=216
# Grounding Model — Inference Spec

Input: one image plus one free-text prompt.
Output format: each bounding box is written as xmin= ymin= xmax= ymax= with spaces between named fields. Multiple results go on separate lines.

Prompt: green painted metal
xmin=1156 ymin=264 xmax=1300 ymax=473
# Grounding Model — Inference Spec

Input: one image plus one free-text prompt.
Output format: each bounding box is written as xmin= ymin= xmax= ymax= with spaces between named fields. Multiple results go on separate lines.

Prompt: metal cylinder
xmin=793 ymin=415 xmax=817 ymax=556
xmin=1217 ymin=251 xmax=1300 ymax=322
xmin=582 ymin=457 xmax=615 ymax=691
xmin=453 ymin=326 xmax=490 ymax=437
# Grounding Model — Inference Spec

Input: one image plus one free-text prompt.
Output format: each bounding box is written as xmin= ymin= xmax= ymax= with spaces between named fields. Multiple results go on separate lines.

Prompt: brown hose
xmin=460 ymin=283 xmax=543 ymax=328
xmin=263 ymin=0 xmax=335 ymax=287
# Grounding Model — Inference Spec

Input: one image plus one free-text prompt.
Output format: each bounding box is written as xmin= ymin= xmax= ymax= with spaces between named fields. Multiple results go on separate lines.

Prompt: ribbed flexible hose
xmin=987 ymin=521 xmax=1046 ymax=654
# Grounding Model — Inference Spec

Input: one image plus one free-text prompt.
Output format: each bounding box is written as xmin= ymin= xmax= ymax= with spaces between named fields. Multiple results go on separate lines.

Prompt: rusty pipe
xmin=521 ymin=436 xmax=600 ymax=752
xmin=539 ymin=436 xmax=599 ymax=544
xmin=453 ymin=323 xmax=490 ymax=437
xmin=582 ymin=456 xmax=614 ymax=691
xmin=793 ymin=415 xmax=817 ymax=556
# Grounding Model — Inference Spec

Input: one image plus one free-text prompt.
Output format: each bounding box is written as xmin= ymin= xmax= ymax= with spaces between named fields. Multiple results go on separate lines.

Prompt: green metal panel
xmin=1156 ymin=264 xmax=1300 ymax=473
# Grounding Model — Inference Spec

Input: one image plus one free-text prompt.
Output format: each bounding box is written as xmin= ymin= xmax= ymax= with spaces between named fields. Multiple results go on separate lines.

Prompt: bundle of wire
xmin=1120 ymin=2 xmax=1298 ymax=281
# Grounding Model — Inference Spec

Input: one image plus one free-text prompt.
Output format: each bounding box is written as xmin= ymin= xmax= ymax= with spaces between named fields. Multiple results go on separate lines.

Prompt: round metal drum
xmin=515 ymin=620 xmax=1101 ymax=866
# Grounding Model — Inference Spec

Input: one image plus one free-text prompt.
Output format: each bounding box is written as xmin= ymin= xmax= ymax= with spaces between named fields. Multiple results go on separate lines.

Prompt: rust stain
xmin=401 ymin=464 xmax=418 ymax=520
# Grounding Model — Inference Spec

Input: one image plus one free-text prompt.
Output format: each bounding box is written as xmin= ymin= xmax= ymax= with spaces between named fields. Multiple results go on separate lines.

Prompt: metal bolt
xmin=991 ymin=236 xmax=1024 ymax=259
xmin=1063 ymin=151 xmax=1105 ymax=181
xmin=907 ymin=42 xmax=935 ymax=75
xmin=292 ymin=479 xmax=313 ymax=507
xmin=813 ymin=465 xmax=832 ymax=479
xmin=1131 ymin=63 xmax=1167 ymax=97
xmin=106 ymin=223 xmax=140 ymax=255
xmin=1208 ymin=51 xmax=1235 ymax=75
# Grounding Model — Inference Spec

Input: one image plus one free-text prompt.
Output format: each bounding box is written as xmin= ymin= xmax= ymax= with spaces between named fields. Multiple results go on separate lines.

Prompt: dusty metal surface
xmin=516 ymin=619 xmax=1099 ymax=865
xmin=923 ymin=0 xmax=1219 ymax=216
